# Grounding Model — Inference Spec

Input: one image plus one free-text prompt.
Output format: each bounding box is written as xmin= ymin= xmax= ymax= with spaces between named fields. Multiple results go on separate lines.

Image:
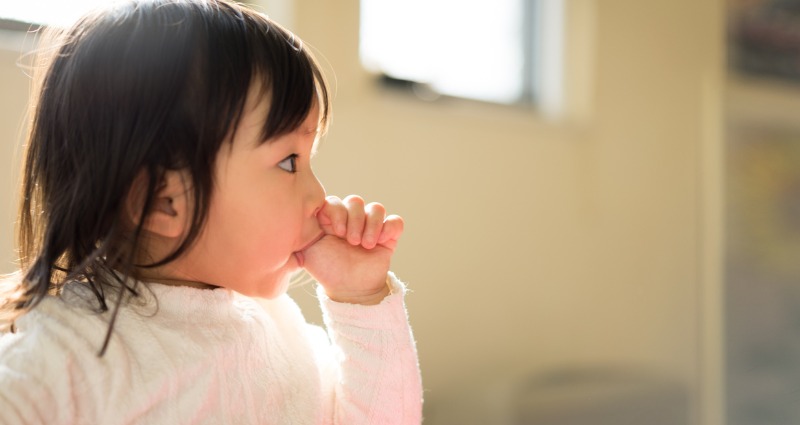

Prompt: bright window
xmin=360 ymin=0 xmax=564 ymax=106
xmin=0 ymin=0 xmax=117 ymax=28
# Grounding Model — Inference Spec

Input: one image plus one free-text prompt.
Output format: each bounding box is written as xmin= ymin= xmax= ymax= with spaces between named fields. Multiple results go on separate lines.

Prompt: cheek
xmin=201 ymin=176 xmax=306 ymax=261
xmin=213 ymin=203 xmax=297 ymax=257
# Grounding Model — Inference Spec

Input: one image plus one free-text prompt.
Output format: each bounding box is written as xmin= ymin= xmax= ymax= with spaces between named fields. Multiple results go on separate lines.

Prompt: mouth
xmin=293 ymin=232 xmax=325 ymax=267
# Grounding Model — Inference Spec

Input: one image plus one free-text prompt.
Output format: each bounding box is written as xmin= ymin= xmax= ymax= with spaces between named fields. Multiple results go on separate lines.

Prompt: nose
xmin=307 ymin=171 xmax=326 ymax=217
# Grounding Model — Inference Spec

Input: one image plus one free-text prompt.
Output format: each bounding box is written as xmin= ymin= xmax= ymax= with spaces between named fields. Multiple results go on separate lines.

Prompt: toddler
xmin=0 ymin=0 xmax=422 ymax=423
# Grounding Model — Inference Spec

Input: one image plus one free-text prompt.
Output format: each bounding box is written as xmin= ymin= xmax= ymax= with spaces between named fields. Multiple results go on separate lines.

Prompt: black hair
xmin=5 ymin=0 xmax=329 ymax=354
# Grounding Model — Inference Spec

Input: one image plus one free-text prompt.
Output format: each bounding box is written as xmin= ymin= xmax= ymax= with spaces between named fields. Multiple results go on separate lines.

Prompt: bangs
xmin=177 ymin=0 xmax=330 ymax=151
xmin=237 ymin=10 xmax=329 ymax=143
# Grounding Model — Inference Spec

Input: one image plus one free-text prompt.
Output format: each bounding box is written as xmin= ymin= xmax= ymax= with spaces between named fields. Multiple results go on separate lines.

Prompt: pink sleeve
xmin=317 ymin=272 xmax=423 ymax=424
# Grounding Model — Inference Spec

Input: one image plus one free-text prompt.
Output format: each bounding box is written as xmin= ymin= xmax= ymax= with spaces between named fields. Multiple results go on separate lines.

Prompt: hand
xmin=302 ymin=195 xmax=404 ymax=305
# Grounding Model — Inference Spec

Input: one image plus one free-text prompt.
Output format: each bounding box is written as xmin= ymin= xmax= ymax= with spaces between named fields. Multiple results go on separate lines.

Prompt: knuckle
xmin=343 ymin=194 xmax=365 ymax=206
xmin=388 ymin=215 xmax=405 ymax=229
xmin=365 ymin=202 xmax=386 ymax=215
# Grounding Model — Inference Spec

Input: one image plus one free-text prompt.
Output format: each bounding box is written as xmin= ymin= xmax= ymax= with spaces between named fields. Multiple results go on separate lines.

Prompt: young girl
xmin=0 ymin=0 xmax=422 ymax=423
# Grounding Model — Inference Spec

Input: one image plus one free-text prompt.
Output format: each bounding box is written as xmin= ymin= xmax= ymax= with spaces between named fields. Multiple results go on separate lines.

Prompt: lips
xmin=293 ymin=232 xmax=325 ymax=267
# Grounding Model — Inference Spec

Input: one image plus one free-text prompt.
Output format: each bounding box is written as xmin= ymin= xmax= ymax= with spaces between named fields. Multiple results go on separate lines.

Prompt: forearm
xmin=319 ymin=273 xmax=422 ymax=424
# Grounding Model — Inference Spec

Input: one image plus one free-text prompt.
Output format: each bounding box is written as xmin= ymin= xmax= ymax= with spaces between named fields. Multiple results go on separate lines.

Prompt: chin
xmin=246 ymin=272 xmax=293 ymax=299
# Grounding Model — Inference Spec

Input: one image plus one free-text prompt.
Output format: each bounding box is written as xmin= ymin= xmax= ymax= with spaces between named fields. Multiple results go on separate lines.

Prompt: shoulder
xmin=0 ymin=295 xmax=110 ymax=424
xmin=0 ymin=294 xmax=108 ymax=365
xmin=0 ymin=282 xmax=122 ymax=391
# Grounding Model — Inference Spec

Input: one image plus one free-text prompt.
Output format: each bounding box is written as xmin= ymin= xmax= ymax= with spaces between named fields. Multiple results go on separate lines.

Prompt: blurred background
xmin=1 ymin=0 xmax=800 ymax=424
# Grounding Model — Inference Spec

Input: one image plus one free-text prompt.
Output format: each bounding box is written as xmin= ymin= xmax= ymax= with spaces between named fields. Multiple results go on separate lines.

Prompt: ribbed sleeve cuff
xmin=317 ymin=272 xmax=410 ymax=330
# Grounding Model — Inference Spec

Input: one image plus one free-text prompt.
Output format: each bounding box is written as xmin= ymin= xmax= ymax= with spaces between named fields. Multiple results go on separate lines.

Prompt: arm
xmin=302 ymin=195 xmax=423 ymax=424
xmin=318 ymin=273 xmax=422 ymax=424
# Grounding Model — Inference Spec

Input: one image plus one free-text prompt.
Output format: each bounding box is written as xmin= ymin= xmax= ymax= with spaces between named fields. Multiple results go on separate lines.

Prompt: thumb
xmin=316 ymin=197 xmax=347 ymax=238
xmin=316 ymin=208 xmax=336 ymax=236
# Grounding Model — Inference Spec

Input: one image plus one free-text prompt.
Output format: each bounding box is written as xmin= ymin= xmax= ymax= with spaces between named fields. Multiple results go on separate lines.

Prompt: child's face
xmin=169 ymin=84 xmax=326 ymax=298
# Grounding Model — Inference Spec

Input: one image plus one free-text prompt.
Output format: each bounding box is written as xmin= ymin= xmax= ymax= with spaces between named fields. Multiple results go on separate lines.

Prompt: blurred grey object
xmin=426 ymin=366 xmax=687 ymax=425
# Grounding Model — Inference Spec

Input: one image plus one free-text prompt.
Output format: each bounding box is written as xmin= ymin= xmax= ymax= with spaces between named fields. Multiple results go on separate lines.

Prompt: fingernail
xmin=336 ymin=224 xmax=346 ymax=236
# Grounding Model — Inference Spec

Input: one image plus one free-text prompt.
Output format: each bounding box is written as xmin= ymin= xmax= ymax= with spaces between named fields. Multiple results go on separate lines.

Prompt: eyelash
xmin=278 ymin=154 xmax=298 ymax=173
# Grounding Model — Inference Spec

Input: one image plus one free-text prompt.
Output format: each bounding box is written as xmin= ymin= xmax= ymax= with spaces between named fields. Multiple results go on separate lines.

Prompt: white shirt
xmin=0 ymin=273 xmax=422 ymax=424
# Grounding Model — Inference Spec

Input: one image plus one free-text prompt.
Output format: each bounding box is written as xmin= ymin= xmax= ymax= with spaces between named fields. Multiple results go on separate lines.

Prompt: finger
xmin=377 ymin=214 xmax=404 ymax=250
xmin=361 ymin=202 xmax=386 ymax=249
xmin=317 ymin=196 xmax=347 ymax=237
xmin=343 ymin=195 xmax=366 ymax=245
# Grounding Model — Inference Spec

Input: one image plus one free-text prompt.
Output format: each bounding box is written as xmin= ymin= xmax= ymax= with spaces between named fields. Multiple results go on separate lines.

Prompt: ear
xmin=125 ymin=169 xmax=191 ymax=239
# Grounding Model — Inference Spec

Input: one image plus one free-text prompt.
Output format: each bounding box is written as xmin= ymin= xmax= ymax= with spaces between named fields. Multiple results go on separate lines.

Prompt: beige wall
xmin=0 ymin=1 xmax=725 ymax=423
xmin=285 ymin=1 xmax=724 ymax=423
xmin=0 ymin=35 xmax=29 ymax=275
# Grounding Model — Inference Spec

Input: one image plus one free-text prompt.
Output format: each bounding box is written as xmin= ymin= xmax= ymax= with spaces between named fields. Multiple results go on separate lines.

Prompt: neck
xmin=139 ymin=275 xmax=220 ymax=290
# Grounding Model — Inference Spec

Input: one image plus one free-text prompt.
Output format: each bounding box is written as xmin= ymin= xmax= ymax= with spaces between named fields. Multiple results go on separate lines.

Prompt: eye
xmin=278 ymin=154 xmax=298 ymax=173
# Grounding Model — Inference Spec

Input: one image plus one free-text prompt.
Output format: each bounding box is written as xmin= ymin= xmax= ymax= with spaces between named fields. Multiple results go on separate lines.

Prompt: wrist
xmin=325 ymin=276 xmax=392 ymax=305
